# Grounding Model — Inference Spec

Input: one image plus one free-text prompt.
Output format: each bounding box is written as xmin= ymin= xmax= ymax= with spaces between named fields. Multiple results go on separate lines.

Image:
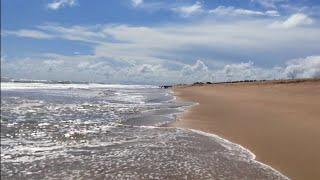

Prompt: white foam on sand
xmin=188 ymin=128 xmax=290 ymax=179
xmin=121 ymin=123 xmax=290 ymax=179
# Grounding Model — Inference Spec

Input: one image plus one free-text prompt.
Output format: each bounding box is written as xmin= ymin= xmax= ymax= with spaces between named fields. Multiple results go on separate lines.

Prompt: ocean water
xmin=1 ymin=82 xmax=288 ymax=180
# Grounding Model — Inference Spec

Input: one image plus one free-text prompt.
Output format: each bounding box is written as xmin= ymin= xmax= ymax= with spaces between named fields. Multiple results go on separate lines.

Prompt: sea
xmin=1 ymin=82 xmax=289 ymax=180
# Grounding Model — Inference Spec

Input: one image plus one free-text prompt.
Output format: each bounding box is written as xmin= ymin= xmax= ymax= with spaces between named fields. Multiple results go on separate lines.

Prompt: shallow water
xmin=1 ymin=82 xmax=288 ymax=179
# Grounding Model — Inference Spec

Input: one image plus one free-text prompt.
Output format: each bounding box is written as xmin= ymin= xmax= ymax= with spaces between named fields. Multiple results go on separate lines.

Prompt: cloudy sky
xmin=1 ymin=0 xmax=320 ymax=84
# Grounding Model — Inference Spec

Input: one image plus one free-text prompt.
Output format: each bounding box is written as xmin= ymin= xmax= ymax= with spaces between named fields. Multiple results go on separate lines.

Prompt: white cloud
xmin=3 ymin=29 xmax=53 ymax=39
xmin=138 ymin=64 xmax=159 ymax=74
xmin=271 ymin=13 xmax=314 ymax=28
xmin=265 ymin=10 xmax=280 ymax=17
xmin=210 ymin=6 xmax=280 ymax=17
xmin=36 ymin=24 xmax=107 ymax=43
xmin=3 ymin=16 xmax=320 ymax=84
xmin=131 ymin=0 xmax=143 ymax=7
xmin=181 ymin=60 xmax=214 ymax=82
xmin=213 ymin=61 xmax=276 ymax=81
xmin=2 ymin=53 xmax=319 ymax=84
xmin=47 ymin=0 xmax=77 ymax=10
xmin=1 ymin=55 xmax=6 ymax=63
xmin=284 ymin=56 xmax=320 ymax=79
xmin=5 ymin=19 xmax=320 ymax=68
xmin=8 ymin=18 xmax=320 ymax=52
xmin=212 ymin=56 xmax=320 ymax=82
xmin=172 ymin=1 xmax=203 ymax=16
xmin=223 ymin=62 xmax=256 ymax=80
xmin=0 ymin=54 xmax=209 ymax=84
xmin=182 ymin=60 xmax=208 ymax=74
xmin=251 ymin=0 xmax=287 ymax=9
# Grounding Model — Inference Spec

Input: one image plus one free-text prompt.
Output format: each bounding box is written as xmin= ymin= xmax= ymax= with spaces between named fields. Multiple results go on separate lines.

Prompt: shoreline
xmin=167 ymin=102 xmax=289 ymax=179
xmin=169 ymin=79 xmax=320 ymax=180
xmin=188 ymin=128 xmax=289 ymax=179
xmin=167 ymin=92 xmax=289 ymax=179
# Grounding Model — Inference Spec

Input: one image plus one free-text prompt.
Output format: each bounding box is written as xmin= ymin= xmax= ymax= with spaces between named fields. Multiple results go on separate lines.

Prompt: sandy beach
xmin=170 ymin=79 xmax=320 ymax=180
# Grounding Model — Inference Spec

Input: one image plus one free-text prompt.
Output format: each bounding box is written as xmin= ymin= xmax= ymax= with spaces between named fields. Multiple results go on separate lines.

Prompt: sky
xmin=1 ymin=0 xmax=320 ymax=84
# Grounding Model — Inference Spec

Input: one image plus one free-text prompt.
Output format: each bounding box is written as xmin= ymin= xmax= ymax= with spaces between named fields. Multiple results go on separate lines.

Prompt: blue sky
xmin=1 ymin=0 xmax=320 ymax=84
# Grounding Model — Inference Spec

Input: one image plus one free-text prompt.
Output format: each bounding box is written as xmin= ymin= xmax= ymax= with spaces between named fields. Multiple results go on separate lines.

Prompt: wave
xmin=189 ymin=129 xmax=290 ymax=179
xmin=1 ymin=82 xmax=158 ymax=90
xmin=1 ymin=82 xmax=289 ymax=179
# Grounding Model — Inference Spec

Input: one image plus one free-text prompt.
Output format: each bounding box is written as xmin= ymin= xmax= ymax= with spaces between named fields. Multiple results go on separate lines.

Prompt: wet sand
xmin=170 ymin=79 xmax=320 ymax=180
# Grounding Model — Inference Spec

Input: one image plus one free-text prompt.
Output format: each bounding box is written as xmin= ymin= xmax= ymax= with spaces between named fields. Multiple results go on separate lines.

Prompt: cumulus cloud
xmin=2 ymin=54 xmax=319 ymax=84
xmin=172 ymin=1 xmax=203 ymax=16
xmin=181 ymin=60 xmax=214 ymax=82
xmin=3 ymin=14 xmax=320 ymax=84
xmin=47 ymin=0 xmax=77 ymax=10
xmin=222 ymin=62 xmax=256 ymax=80
xmin=212 ymin=61 xmax=278 ymax=81
xmin=182 ymin=60 xmax=208 ymax=75
xmin=271 ymin=13 xmax=314 ymax=28
xmin=210 ymin=6 xmax=280 ymax=17
xmin=284 ymin=56 xmax=320 ymax=79
xmin=210 ymin=56 xmax=320 ymax=82
xmin=0 ymin=54 xmax=209 ymax=84
xmin=138 ymin=64 xmax=159 ymax=74
xmin=4 ymin=19 xmax=320 ymax=71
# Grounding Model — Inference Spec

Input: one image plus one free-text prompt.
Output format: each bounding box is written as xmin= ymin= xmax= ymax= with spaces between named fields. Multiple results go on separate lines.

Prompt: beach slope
xmin=170 ymin=80 xmax=320 ymax=180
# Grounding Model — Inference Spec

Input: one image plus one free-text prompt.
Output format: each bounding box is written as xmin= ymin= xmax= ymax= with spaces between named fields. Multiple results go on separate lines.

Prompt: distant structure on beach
xmin=189 ymin=78 xmax=320 ymax=86
xmin=159 ymin=85 xmax=172 ymax=89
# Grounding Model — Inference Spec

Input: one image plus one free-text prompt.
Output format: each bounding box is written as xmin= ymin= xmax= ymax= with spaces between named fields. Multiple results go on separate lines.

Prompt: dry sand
xmin=170 ymin=79 xmax=320 ymax=180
